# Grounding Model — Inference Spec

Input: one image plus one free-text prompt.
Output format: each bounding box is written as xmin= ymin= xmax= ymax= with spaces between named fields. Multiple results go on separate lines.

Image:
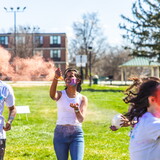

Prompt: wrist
xmin=54 ymin=77 xmax=59 ymax=81
xmin=7 ymin=121 xmax=12 ymax=124
xmin=74 ymin=109 xmax=79 ymax=113
xmin=8 ymin=116 xmax=14 ymax=124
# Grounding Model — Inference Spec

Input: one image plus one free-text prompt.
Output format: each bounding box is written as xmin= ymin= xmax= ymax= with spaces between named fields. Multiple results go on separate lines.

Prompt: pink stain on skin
xmin=151 ymin=86 xmax=160 ymax=118
xmin=0 ymin=47 xmax=55 ymax=81
xmin=69 ymin=78 xmax=77 ymax=86
xmin=155 ymin=89 xmax=160 ymax=106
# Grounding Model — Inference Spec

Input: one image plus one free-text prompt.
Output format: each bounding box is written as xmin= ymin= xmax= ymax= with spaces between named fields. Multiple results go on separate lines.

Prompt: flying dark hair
xmin=64 ymin=68 xmax=82 ymax=92
xmin=123 ymin=77 xmax=160 ymax=122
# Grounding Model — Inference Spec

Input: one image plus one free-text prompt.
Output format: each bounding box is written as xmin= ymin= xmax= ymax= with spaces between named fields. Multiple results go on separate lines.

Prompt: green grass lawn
xmin=3 ymin=84 xmax=131 ymax=160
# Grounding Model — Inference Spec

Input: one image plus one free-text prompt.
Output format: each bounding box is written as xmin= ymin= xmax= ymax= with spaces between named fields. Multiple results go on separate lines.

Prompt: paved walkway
xmin=5 ymin=80 xmax=133 ymax=87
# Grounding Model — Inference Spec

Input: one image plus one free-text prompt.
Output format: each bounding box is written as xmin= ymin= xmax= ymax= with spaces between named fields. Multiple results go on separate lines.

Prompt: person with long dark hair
xmin=50 ymin=68 xmax=88 ymax=160
xmin=110 ymin=77 xmax=160 ymax=160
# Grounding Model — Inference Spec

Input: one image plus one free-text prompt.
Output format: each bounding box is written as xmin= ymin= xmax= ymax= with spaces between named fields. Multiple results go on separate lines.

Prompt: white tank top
xmin=56 ymin=90 xmax=82 ymax=125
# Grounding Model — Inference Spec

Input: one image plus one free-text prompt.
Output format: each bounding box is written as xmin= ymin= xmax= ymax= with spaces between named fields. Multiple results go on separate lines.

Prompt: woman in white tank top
xmin=50 ymin=68 xmax=88 ymax=160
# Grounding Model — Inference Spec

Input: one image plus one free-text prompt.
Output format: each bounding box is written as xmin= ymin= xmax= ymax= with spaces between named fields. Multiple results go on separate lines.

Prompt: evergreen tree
xmin=120 ymin=0 xmax=160 ymax=59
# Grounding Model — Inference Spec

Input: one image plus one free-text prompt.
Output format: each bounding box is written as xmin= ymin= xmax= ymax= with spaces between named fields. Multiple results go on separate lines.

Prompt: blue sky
xmin=0 ymin=0 xmax=135 ymax=45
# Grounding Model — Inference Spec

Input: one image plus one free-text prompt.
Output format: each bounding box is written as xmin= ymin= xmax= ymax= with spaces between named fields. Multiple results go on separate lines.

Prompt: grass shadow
xmin=83 ymin=88 xmax=123 ymax=92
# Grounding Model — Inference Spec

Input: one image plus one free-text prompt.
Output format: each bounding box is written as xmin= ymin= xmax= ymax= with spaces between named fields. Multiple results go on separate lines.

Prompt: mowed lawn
xmin=3 ymin=83 xmax=131 ymax=160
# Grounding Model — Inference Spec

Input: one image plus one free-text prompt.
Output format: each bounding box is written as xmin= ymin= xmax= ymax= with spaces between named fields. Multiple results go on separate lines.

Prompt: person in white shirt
xmin=0 ymin=80 xmax=16 ymax=160
xmin=111 ymin=77 xmax=160 ymax=160
xmin=50 ymin=68 xmax=88 ymax=160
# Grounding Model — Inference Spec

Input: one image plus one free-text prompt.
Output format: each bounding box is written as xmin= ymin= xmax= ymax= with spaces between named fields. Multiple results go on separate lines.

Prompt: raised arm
xmin=50 ymin=68 xmax=62 ymax=101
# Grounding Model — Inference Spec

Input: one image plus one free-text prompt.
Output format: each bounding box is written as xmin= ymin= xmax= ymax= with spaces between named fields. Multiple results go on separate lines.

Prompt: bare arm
xmin=50 ymin=68 xmax=62 ymax=101
xmin=70 ymin=95 xmax=88 ymax=123
xmin=50 ymin=78 xmax=61 ymax=101
xmin=3 ymin=105 xmax=16 ymax=131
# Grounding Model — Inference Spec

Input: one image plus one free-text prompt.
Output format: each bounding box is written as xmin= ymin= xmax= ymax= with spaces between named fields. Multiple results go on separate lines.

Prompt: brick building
xmin=0 ymin=32 xmax=68 ymax=73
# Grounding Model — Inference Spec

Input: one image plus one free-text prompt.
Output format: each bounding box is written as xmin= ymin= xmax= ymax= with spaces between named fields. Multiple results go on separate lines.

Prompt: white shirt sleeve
xmin=5 ymin=85 xmax=15 ymax=107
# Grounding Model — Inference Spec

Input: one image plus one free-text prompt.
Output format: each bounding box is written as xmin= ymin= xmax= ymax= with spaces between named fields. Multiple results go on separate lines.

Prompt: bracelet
xmin=54 ymin=77 xmax=58 ymax=80
xmin=74 ymin=109 xmax=79 ymax=113
xmin=8 ymin=116 xmax=14 ymax=124
xmin=8 ymin=116 xmax=14 ymax=121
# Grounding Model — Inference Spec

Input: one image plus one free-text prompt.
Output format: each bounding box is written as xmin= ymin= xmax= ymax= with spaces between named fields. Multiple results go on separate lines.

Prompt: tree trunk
xmin=85 ymin=64 xmax=89 ymax=79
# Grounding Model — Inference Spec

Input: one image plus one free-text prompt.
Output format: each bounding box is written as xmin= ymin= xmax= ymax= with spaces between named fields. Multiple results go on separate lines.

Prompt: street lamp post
xmin=4 ymin=7 xmax=26 ymax=57
xmin=88 ymin=46 xmax=92 ymax=86
xmin=80 ymin=55 xmax=84 ymax=83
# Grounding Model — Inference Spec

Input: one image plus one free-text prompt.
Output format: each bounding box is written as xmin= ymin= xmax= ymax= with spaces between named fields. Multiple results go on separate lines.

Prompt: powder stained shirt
xmin=0 ymin=81 xmax=15 ymax=139
xmin=56 ymin=90 xmax=82 ymax=126
xmin=130 ymin=112 xmax=160 ymax=160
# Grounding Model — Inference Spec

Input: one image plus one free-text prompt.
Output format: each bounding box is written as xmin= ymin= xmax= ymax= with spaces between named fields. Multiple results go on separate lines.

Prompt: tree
xmin=69 ymin=12 xmax=108 ymax=79
xmin=92 ymin=47 xmax=131 ymax=80
xmin=120 ymin=0 xmax=160 ymax=59
xmin=8 ymin=25 xmax=40 ymax=59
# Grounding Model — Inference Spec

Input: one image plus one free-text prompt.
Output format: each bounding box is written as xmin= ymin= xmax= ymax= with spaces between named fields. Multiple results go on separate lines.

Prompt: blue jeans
xmin=0 ymin=139 xmax=6 ymax=160
xmin=53 ymin=125 xmax=84 ymax=160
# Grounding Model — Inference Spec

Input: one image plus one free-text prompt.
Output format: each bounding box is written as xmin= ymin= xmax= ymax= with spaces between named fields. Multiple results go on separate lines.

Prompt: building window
xmin=0 ymin=36 xmax=8 ymax=45
xmin=50 ymin=50 xmax=61 ymax=58
xmin=34 ymin=36 xmax=43 ymax=46
xmin=50 ymin=36 xmax=61 ymax=45
xmin=16 ymin=36 xmax=25 ymax=44
xmin=34 ymin=50 xmax=43 ymax=57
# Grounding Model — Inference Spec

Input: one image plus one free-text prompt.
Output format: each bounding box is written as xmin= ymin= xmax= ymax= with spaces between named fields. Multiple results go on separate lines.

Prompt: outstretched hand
xmin=120 ymin=115 xmax=131 ymax=127
xmin=55 ymin=68 xmax=62 ymax=79
xmin=70 ymin=103 xmax=79 ymax=110
xmin=3 ymin=122 xmax=11 ymax=131
xmin=110 ymin=115 xmax=131 ymax=131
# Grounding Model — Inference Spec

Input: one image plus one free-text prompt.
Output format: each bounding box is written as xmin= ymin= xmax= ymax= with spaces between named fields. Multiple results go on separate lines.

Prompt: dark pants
xmin=54 ymin=125 xmax=84 ymax=160
xmin=0 ymin=139 xmax=6 ymax=160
